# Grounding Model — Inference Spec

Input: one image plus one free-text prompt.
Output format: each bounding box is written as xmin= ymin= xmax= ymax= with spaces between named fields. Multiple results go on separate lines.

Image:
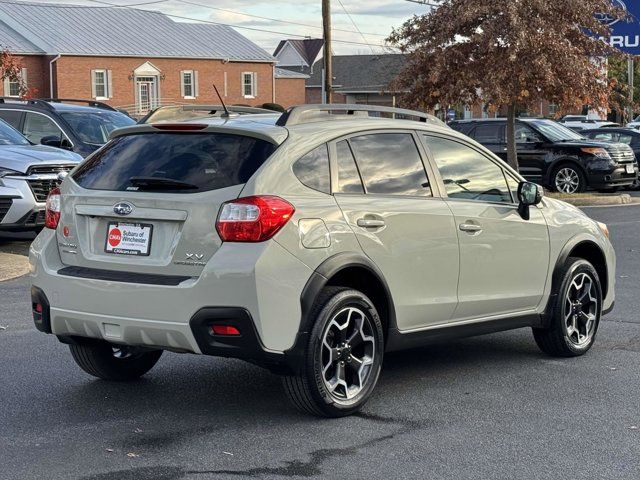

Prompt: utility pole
xmin=322 ymin=0 xmax=332 ymax=104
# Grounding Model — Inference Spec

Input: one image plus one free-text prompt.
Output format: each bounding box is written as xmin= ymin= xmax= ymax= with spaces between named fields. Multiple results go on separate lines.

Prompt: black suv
xmin=450 ymin=118 xmax=639 ymax=193
xmin=0 ymin=98 xmax=135 ymax=158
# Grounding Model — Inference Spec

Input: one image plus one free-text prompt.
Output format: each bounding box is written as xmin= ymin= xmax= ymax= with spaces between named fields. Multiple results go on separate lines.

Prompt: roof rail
xmin=0 ymin=97 xmax=55 ymax=111
xmin=39 ymin=98 xmax=118 ymax=112
xmin=276 ymin=104 xmax=446 ymax=127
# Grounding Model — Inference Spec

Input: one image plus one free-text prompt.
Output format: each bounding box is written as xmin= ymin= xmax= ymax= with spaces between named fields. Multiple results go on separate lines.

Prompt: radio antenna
xmin=212 ymin=84 xmax=230 ymax=117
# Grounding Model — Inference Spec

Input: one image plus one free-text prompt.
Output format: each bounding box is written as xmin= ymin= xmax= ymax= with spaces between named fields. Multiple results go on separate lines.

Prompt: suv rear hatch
xmin=57 ymin=128 xmax=278 ymax=278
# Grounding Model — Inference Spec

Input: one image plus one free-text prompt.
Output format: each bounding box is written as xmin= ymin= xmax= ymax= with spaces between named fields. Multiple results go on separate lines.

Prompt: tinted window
xmin=0 ymin=109 xmax=23 ymax=130
xmin=23 ymin=113 xmax=67 ymax=145
xmin=73 ymin=133 xmax=276 ymax=192
xmin=618 ymin=134 xmax=633 ymax=145
xmin=425 ymin=135 xmax=512 ymax=203
xmin=293 ymin=144 xmax=330 ymax=194
xmin=335 ymin=140 xmax=364 ymax=194
xmin=473 ymin=124 xmax=503 ymax=143
xmin=0 ymin=119 xmax=29 ymax=145
xmin=61 ymin=111 xmax=135 ymax=145
xmin=349 ymin=133 xmax=431 ymax=196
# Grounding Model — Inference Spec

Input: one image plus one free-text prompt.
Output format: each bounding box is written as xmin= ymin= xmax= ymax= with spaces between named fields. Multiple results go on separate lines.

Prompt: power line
xmin=84 ymin=0 xmax=394 ymax=49
xmin=336 ymin=0 xmax=374 ymax=53
xmin=174 ymin=0 xmax=388 ymax=37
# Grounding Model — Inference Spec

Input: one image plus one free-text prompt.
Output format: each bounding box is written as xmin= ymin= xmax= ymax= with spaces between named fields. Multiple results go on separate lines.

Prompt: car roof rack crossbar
xmin=0 ymin=97 xmax=55 ymax=111
xmin=39 ymin=98 xmax=118 ymax=111
xmin=276 ymin=104 xmax=445 ymax=127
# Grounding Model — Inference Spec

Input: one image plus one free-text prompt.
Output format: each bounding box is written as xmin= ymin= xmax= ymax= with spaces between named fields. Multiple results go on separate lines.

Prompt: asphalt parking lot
xmin=1 ymin=205 xmax=639 ymax=480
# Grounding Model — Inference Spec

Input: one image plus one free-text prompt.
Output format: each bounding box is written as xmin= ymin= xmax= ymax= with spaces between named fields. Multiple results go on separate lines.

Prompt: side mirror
xmin=40 ymin=135 xmax=62 ymax=148
xmin=517 ymin=182 xmax=543 ymax=220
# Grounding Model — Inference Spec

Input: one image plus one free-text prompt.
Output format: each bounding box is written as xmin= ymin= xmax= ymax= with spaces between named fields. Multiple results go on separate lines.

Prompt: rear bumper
xmin=587 ymin=165 xmax=638 ymax=189
xmin=29 ymin=228 xmax=313 ymax=367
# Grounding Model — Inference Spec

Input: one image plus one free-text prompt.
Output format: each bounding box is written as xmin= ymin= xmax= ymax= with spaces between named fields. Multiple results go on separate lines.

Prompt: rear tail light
xmin=45 ymin=187 xmax=61 ymax=229
xmin=216 ymin=195 xmax=295 ymax=242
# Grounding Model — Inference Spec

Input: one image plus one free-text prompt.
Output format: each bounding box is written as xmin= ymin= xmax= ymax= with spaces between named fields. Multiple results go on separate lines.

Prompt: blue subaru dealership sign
xmin=601 ymin=0 xmax=640 ymax=55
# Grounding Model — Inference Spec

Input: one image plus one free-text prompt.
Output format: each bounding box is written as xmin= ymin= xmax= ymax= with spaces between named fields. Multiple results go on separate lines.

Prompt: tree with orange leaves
xmin=388 ymin=0 xmax=630 ymax=170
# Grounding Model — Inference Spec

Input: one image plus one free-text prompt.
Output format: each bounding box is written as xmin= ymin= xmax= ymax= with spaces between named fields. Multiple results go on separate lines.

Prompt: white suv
xmin=29 ymin=105 xmax=615 ymax=417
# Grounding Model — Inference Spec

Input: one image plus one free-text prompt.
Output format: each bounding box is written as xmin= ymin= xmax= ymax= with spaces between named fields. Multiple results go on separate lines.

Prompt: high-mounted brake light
xmin=216 ymin=196 xmax=295 ymax=242
xmin=45 ymin=187 xmax=61 ymax=229
xmin=151 ymin=123 xmax=208 ymax=131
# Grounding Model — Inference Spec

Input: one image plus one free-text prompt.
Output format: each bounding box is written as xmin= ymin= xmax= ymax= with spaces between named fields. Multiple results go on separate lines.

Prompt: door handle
xmin=459 ymin=223 xmax=482 ymax=233
xmin=357 ymin=218 xmax=386 ymax=228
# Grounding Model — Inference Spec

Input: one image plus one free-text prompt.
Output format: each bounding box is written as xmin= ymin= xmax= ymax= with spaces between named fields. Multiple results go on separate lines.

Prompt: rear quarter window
xmin=72 ymin=132 xmax=277 ymax=192
xmin=292 ymin=144 xmax=331 ymax=194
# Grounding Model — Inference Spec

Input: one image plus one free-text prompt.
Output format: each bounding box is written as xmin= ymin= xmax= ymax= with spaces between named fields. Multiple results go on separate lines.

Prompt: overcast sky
xmin=24 ymin=0 xmax=431 ymax=55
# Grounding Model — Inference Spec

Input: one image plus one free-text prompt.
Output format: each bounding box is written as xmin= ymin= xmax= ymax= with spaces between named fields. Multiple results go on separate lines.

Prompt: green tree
xmin=388 ymin=0 xmax=628 ymax=170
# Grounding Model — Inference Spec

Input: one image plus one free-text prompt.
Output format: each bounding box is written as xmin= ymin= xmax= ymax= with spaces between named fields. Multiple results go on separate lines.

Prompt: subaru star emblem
xmin=596 ymin=0 xmax=626 ymax=27
xmin=113 ymin=202 xmax=133 ymax=216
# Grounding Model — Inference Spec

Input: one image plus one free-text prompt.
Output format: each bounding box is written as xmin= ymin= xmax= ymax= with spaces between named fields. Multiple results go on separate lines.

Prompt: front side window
xmin=292 ymin=144 xmax=330 ymax=194
xmin=23 ymin=113 xmax=67 ymax=145
xmin=335 ymin=140 xmax=364 ymax=194
xmin=72 ymin=133 xmax=277 ymax=192
xmin=515 ymin=124 xmax=543 ymax=143
xmin=349 ymin=133 xmax=431 ymax=197
xmin=424 ymin=135 xmax=512 ymax=204
xmin=243 ymin=72 xmax=256 ymax=97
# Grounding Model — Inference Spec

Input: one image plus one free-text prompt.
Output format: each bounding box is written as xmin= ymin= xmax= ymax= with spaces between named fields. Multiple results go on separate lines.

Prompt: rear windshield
xmin=72 ymin=132 xmax=277 ymax=192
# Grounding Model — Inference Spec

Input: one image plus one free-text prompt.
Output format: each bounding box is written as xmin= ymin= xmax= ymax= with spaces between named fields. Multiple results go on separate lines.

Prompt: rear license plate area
xmin=105 ymin=222 xmax=153 ymax=256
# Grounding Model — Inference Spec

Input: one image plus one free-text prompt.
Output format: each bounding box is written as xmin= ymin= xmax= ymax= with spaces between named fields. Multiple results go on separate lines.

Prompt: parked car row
xmin=449 ymin=118 xmax=639 ymax=193
xmin=0 ymin=98 xmax=135 ymax=231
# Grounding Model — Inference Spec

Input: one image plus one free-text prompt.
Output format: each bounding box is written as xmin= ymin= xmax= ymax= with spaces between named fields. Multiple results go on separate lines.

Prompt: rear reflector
xmin=211 ymin=325 xmax=241 ymax=336
xmin=151 ymin=123 xmax=208 ymax=131
xmin=44 ymin=187 xmax=61 ymax=229
xmin=216 ymin=196 xmax=295 ymax=242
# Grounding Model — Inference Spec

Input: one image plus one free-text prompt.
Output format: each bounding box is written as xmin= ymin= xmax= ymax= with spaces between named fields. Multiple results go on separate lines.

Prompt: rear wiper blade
xmin=128 ymin=176 xmax=199 ymax=191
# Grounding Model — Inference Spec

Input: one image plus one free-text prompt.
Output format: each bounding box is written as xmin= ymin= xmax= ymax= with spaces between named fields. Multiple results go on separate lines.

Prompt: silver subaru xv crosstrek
xmin=29 ymin=104 xmax=615 ymax=417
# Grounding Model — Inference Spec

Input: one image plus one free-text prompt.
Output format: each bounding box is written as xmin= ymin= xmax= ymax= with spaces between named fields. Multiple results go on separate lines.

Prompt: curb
xmin=547 ymin=193 xmax=639 ymax=207
xmin=0 ymin=252 xmax=30 ymax=282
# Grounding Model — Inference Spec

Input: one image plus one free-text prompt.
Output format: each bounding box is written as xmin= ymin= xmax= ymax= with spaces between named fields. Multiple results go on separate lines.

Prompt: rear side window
xmin=0 ymin=109 xmax=23 ymax=130
xmin=72 ymin=133 xmax=276 ymax=192
xmin=292 ymin=144 xmax=330 ymax=194
xmin=335 ymin=140 xmax=364 ymax=194
xmin=472 ymin=124 xmax=504 ymax=143
xmin=349 ymin=133 xmax=431 ymax=196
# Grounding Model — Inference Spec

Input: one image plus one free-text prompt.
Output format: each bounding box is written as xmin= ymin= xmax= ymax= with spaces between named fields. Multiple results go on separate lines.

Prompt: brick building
xmin=0 ymin=1 xmax=305 ymax=113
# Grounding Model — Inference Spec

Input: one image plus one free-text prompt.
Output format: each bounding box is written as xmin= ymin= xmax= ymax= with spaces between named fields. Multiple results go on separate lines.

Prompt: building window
xmin=548 ymin=104 xmax=558 ymax=115
xmin=91 ymin=69 xmax=111 ymax=99
xmin=3 ymin=68 xmax=27 ymax=97
xmin=242 ymin=72 xmax=257 ymax=98
xmin=181 ymin=70 xmax=198 ymax=98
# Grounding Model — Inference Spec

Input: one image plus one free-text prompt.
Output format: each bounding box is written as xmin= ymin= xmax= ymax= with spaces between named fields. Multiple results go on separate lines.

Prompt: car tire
xmin=282 ymin=287 xmax=384 ymax=417
xmin=69 ymin=342 xmax=163 ymax=381
xmin=552 ymin=164 xmax=586 ymax=194
xmin=532 ymin=257 xmax=602 ymax=357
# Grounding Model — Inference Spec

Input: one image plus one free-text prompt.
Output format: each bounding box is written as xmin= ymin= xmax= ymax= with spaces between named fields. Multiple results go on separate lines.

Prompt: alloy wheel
xmin=320 ymin=307 xmax=376 ymax=401
xmin=563 ymin=272 xmax=598 ymax=347
xmin=555 ymin=167 xmax=581 ymax=194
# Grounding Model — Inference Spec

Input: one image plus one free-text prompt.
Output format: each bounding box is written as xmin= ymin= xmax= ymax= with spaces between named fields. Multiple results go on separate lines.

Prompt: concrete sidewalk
xmin=0 ymin=252 xmax=30 ymax=282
